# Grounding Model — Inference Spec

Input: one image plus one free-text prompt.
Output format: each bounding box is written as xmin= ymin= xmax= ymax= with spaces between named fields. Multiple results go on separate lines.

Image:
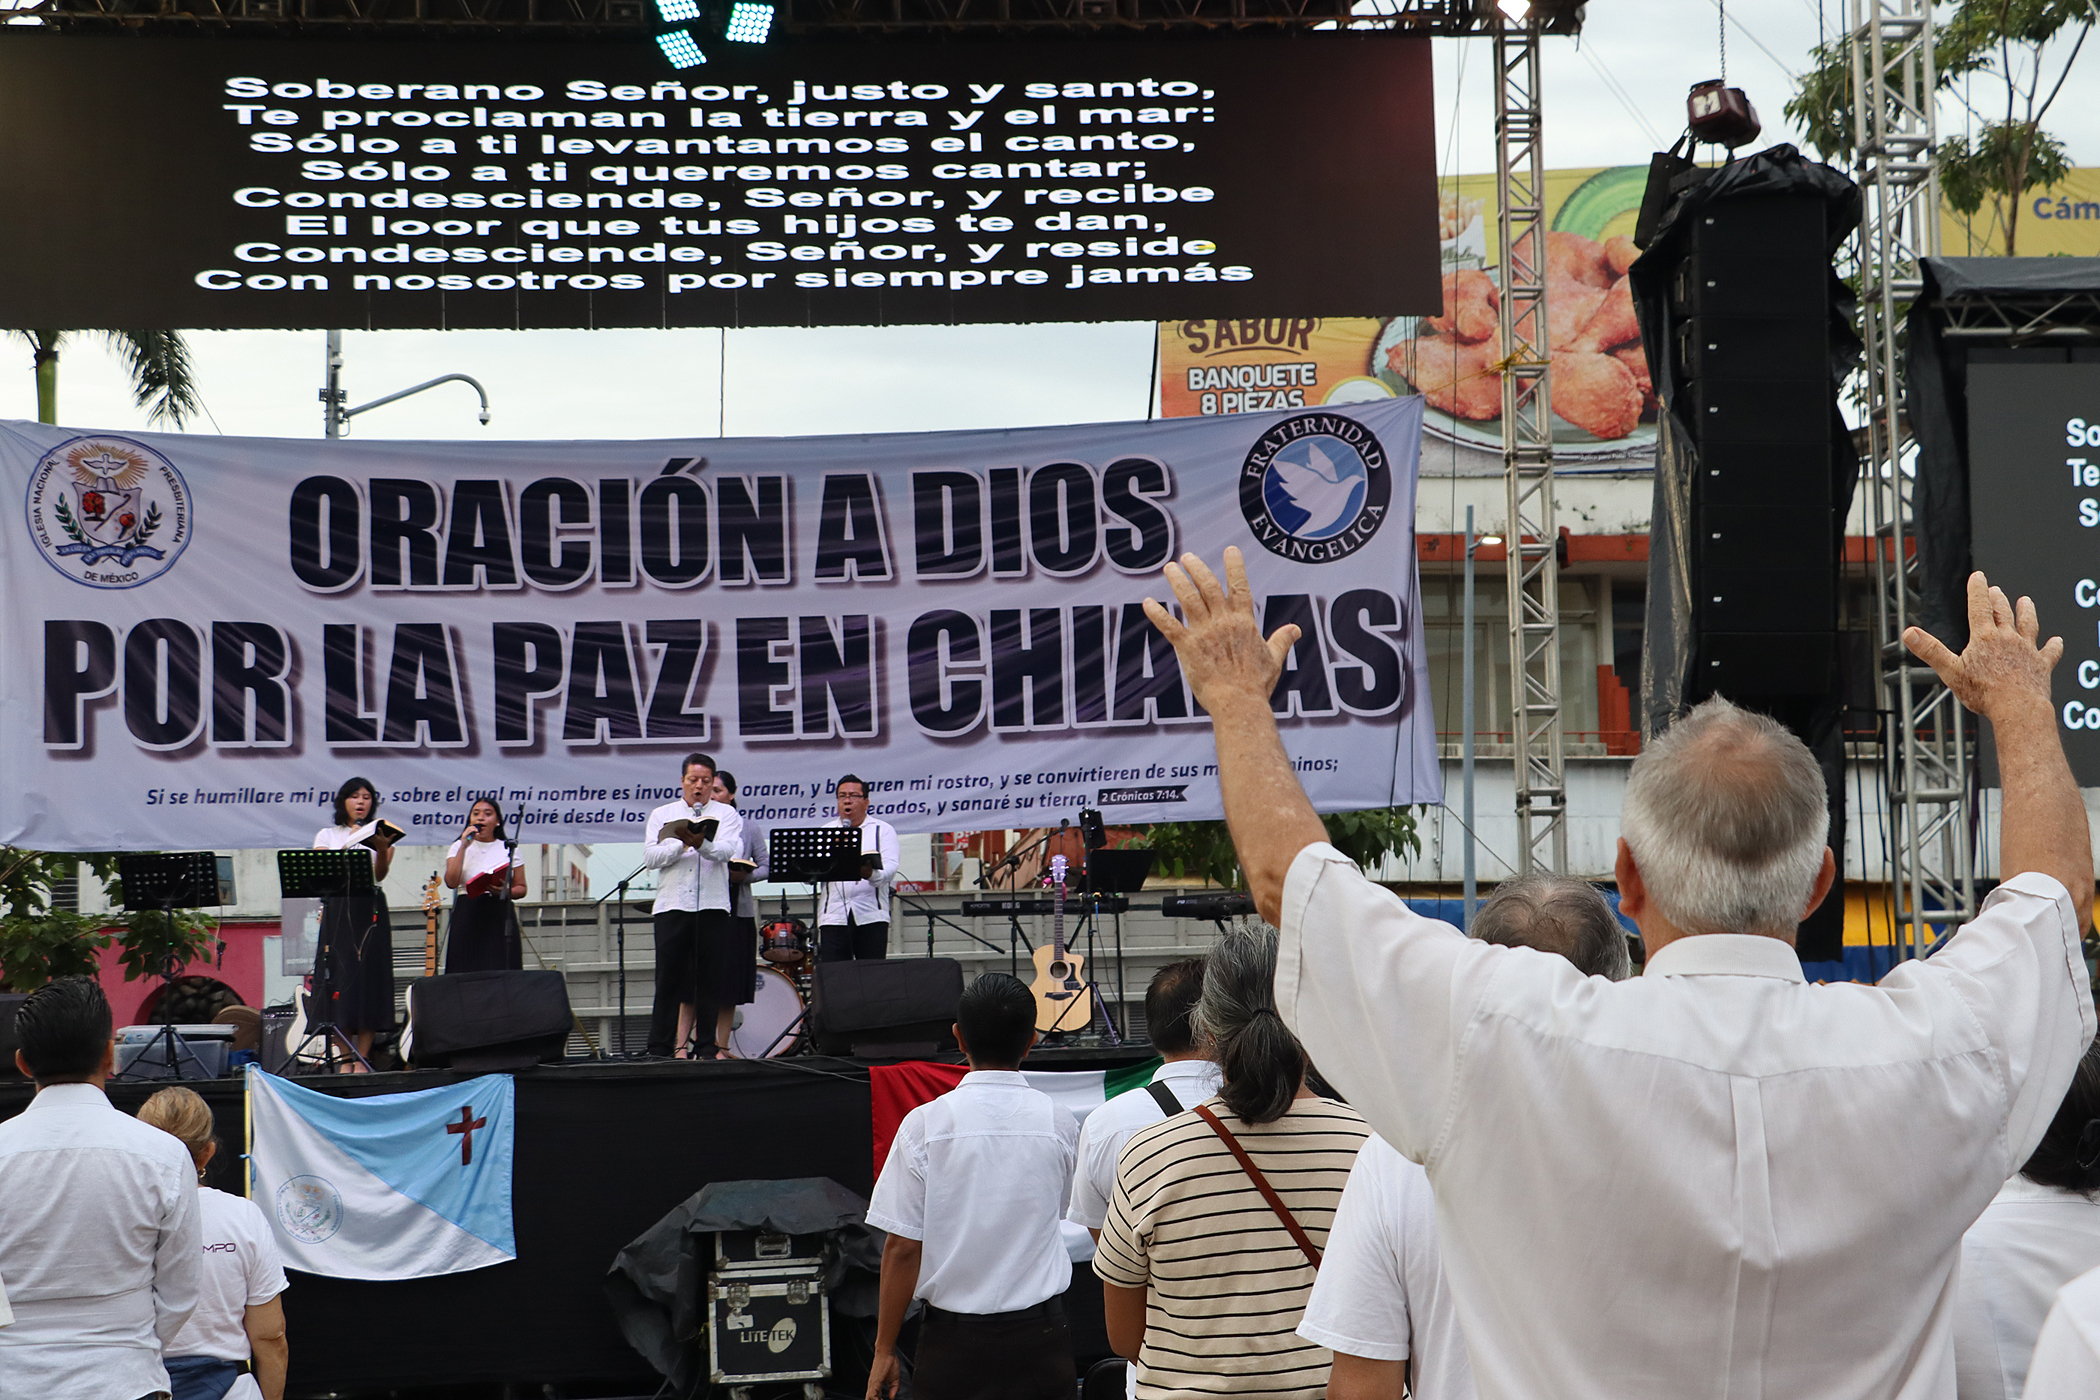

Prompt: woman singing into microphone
xmin=311 ymin=777 xmax=396 ymax=1072
xmin=443 ymin=798 xmax=526 ymax=973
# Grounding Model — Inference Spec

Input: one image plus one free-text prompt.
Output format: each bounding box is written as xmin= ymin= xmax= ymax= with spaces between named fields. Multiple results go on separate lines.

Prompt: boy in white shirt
xmin=865 ymin=973 xmax=1078 ymax=1400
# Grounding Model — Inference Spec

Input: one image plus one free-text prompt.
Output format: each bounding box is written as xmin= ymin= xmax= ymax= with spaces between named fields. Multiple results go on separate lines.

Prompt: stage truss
xmin=1850 ymin=0 xmax=1959 ymax=960
xmin=1494 ymin=13 xmax=1565 ymax=875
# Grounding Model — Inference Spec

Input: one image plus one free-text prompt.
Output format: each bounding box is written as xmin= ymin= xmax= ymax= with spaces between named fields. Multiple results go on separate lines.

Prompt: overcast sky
xmin=9 ymin=0 xmax=2087 ymax=443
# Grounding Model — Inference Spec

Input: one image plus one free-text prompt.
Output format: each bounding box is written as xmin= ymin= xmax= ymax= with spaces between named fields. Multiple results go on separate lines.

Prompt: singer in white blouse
xmin=442 ymin=798 xmax=527 ymax=973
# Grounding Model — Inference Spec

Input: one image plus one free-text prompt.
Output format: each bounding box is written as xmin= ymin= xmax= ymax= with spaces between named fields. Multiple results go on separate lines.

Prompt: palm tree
xmin=13 ymin=330 xmax=202 ymax=427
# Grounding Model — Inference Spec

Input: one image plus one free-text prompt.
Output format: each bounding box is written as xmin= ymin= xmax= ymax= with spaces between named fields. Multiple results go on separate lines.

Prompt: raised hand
xmin=1903 ymin=572 xmax=2063 ymax=722
xmin=1142 ymin=546 xmax=1300 ymax=713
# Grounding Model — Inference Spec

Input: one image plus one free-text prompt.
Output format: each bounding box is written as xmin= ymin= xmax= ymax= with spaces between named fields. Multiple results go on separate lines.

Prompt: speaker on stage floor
xmin=407 ymin=970 xmax=573 ymax=1071
xmin=810 ymin=958 xmax=964 ymax=1058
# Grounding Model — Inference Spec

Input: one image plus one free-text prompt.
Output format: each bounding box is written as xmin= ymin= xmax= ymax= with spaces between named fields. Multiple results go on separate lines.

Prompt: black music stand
xmin=762 ymin=827 xmax=865 ymax=1056
xmin=596 ymin=860 xmax=650 ymax=1059
xmin=277 ymin=848 xmax=378 ymax=1074
xmin=1080 ymin=848 xmax=1154 ymax=1043
xmin=114 ymin=852 xmax=223 ymax=1083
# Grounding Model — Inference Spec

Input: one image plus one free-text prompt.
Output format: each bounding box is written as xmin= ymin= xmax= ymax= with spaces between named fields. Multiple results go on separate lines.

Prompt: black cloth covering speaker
xmin=810 ymin=957 xmax=963 ymax=1056
xmin=406 ymin=969 xmax=571 ymax=1069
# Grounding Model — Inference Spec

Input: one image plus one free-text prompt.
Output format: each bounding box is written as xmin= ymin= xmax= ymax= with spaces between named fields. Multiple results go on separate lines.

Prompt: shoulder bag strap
xmin=1145 ymin=1080 xmax=1183 ymax=1116
xmin=1192 ymin=1103 xmax=1322 ymax=1270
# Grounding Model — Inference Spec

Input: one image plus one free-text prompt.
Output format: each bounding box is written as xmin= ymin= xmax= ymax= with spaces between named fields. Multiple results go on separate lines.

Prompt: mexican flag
xmin=869 ymin=1058 xmax=1163 ymax=1179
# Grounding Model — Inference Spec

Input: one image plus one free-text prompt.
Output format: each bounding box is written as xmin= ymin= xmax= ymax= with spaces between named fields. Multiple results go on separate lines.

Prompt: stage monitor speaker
xmin=810 ymin=958 xmax=963 ymax=1058
xmin=407 ymin=970 xmax=573 ymax=1070
xmin=0 ymin=992 xmax=27 ymax=1079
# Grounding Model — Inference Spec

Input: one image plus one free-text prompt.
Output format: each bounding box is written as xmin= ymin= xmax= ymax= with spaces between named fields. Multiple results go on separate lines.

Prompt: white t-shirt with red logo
xmin=164 ymin=1188 xmax=288 ymax=1362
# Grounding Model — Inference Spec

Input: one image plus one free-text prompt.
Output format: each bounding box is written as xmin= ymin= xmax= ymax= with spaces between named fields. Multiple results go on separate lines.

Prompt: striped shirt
xmin=1095 ymin=1096 xmax=1370 ymax=1399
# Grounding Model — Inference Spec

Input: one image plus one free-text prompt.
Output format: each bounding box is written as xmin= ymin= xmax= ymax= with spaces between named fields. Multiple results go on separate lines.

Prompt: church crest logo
xmin=24 ymin=436 xmax=192 ymax=588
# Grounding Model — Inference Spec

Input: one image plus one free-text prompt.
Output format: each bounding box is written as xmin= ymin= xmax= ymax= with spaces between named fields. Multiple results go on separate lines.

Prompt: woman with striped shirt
xmin=1096 ymin=922 xmax=1370 ymax=1399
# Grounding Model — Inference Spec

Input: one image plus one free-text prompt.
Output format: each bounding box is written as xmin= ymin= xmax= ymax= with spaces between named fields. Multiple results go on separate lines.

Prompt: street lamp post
xmin=1463 ymin=508 xmax=1504 ymax=929
xmin=321 ymin=329 xmax=492 ymax=439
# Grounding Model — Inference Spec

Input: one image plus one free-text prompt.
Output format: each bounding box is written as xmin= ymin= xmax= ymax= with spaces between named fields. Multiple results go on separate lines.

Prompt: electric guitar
xmin=399 ymin=874 xmax=445 ymax=1066
xmin=421 ymin=873 xmax=442 ymax=977
xmin=1029 ymin=855 xmax=1089 ymax=1034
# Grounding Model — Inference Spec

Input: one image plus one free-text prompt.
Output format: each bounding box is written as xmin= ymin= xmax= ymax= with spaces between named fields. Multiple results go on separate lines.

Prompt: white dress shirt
xmin=1067 ymin=1058 xmax=1223 ymax=1231
xmin=1954 ymin=1174 xmax=2100 ymax=1400
xmin=817 ymin=815 xmax=900 ymax=925
xmin=1298 ymin=1135 xmax=1475 ymax=1400
xmin=865 ymin=1069 xmax=1079 ymax=1314
xmin=166 ymin=1188 xmax=289 ymax=1363
xmin=0 ymin=1082 xmax=201 ymax=1399
xmin=2025 ymin=1262 xmax=2100 ymax=1399
xmin=445 ymin=836 xmax=516 ymax=891
xmin=1277 ymin=843 xmax=2093 ymax=1400
xmin=644 ymin=798 xmax=742 ymax=914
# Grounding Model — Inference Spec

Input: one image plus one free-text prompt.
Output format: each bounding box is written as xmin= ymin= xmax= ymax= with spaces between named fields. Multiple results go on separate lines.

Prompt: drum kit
xmin=727 ymin=914 xmax=814 ymax=1058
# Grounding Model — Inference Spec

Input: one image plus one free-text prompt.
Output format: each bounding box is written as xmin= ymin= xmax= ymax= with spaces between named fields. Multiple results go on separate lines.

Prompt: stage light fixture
xmin=655 ymin=0 xmax=702 ymax=21
xmin=723 ymin=0 xmax=776 ymax=42
xmin=656 ymin=28 xmax=708 ymax=66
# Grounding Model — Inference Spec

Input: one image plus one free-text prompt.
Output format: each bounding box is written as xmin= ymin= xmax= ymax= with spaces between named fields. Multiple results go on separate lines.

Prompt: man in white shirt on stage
xmin=0 ymin=976 xmax=200 ymax=1399
xmin=865 ymin=973 xmax=1079 ymax=1400
xmin=643 ymin=752 xmax=745 ymax=1058
xmin=1146 ymin=553 xmax=2095 ymax=1400
xmin=1067 ymin=958 xmax=1219 ymax=1240
xmin=817 ymin=773 xmax=901 ymax=963
xmin=1299 ymin=874 xmax=1631 ymax=1400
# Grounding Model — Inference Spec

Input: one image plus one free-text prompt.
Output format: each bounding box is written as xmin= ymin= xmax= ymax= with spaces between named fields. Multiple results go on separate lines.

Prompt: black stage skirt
xmin=317 ymin=890 xmax=393 ymax=1033
xmin=446 ymin=893 xmax=522 ymax=973
xmin=721 ymin=915 xmax=759 ymax=1005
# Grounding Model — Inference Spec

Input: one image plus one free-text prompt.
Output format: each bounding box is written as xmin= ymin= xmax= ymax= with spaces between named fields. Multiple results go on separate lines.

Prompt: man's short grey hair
xmin=1619 ymin=696 xmax=1830 ymax=937
xmin=1474 ymin=874 xmax=1631 ymax=981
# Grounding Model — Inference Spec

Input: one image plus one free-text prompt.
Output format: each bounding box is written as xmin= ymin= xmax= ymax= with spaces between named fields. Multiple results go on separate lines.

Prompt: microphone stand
xmin=595 ymin=860 xmax=651 ymax=1059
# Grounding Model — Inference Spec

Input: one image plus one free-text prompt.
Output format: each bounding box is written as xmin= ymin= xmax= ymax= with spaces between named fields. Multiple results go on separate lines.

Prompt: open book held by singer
xmin=463 ymin=862 xmax=517 ymax=898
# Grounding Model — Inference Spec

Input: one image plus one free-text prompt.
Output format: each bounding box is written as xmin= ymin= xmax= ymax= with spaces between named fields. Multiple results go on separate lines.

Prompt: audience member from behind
xmin=0 ymin=976 xmax=200 ymax=1399
xmin=1097 ymin=922 xmax=1370 ymax=1398
xmin=1302 ymin=874 xmax=1632 ymax=1400
xmin=865 ymin=973 xmax=1079 ymax=1400
xmin=1069 ymin=958 xmax=1221 ymax=1239
xmin=137 ymin=1087 xmax=290 ymax=1400
xmin=1150 ymin=555 xmax=2094 ymax=1399
xmin=1959 ymin=1040 xmax=2100 ymax=1399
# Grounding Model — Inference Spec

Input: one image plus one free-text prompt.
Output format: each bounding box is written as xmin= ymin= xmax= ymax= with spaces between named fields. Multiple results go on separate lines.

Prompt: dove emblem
xmin=1267 ymin=439 xmax=1368 ymax=540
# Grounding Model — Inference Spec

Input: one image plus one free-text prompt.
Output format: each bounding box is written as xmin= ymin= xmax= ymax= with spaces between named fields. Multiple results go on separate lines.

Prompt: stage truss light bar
xmin=723 ymin=0 xmax=774 ymax=40
xmin=655 ymin=0 xmax=701 ymax=20
xmin=655 ymin=26 xmax=706 ymax=63
xmin=15 ymin=0 xmax=1579 ymax=37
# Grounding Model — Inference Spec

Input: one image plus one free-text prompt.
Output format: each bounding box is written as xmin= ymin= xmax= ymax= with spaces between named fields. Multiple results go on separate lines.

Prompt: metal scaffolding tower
xmin=1849 ymin=0 xmax=1966 ymax=957
xmin=1494 ymin=14 xmax=1566 ymax=874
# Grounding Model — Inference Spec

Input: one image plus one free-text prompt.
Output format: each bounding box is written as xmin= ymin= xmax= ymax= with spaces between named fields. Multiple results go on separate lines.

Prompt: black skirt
xmin=446 ymin=893 xmax=521 ymax=973
xmin=317 ymin=890 xmax=393 ymax=1033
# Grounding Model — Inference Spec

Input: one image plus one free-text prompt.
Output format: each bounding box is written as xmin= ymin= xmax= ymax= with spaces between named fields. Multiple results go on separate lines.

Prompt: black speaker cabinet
xmin=406 ymin=969 xmax=572 ymax=1070
xmin=809 ymin=958 xmax=963 ymax=1058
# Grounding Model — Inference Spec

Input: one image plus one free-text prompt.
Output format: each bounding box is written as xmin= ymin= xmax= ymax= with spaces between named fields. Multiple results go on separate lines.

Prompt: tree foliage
xmin=1783 ymin=1 xmax=2091 ymax=255
xmin=11 ymin=330 xmax=202 ymax=427
xmin=1128 ymin=807 xmax=1422 ymax=891
xmin=0 ymin=847 xmax=219 ymax=994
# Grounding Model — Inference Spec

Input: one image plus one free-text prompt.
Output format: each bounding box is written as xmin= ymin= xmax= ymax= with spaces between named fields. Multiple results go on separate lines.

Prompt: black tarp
xmin=604 ymin=1176 xmax=884 ymax=1396
xmin=1908 ymin=256 xmax=2100 ymax=648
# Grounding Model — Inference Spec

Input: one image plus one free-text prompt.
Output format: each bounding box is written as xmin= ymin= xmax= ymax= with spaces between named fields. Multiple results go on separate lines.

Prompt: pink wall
xmin=93 ymin=920 xmax=276 ymax=1026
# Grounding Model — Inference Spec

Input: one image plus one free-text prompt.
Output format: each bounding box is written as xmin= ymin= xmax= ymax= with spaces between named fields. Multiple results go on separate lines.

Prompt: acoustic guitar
xmin=398 ymin=874 xmax=445 ymax=1066
xmin=1029 ymin=855 xmax=1089 ymax=1034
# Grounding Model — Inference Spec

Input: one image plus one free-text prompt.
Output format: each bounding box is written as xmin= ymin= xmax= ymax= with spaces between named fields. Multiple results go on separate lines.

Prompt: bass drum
xmin=727 ymin=965 xmax=806 ymax=1059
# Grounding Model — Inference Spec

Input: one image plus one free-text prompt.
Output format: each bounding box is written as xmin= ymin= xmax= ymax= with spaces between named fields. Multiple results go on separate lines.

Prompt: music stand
xmin=763 ymin=827 xmax=865 ymax=1055
xmin=114 ymin=852 xmax=222 ymax=1083
xmin=277 ymin=849 xmax=378 ymax=1073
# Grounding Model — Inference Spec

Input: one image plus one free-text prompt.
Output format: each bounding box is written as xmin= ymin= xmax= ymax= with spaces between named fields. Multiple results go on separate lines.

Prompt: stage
xmin=0 ymin=1047 xmax=1149 ymax=1397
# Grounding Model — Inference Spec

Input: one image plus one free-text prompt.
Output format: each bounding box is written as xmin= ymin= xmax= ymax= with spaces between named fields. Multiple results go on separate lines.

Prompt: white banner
xmin=1 ymin=399 xmax=1435 ymax=850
